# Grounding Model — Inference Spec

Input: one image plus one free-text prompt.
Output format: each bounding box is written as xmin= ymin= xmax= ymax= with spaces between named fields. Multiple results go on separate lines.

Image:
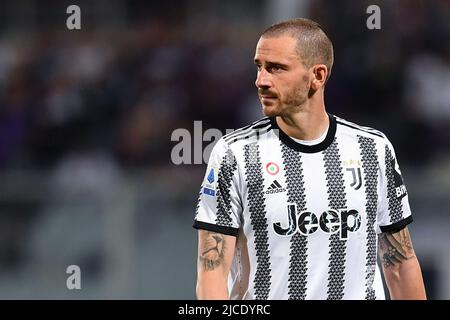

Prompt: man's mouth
xmin=260 ymin=95 xmax=277 ymax=99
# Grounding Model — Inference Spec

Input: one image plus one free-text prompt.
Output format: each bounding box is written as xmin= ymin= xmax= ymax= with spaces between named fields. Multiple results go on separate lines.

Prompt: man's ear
xmin=311 ymin=64 xmax=328 ymax=90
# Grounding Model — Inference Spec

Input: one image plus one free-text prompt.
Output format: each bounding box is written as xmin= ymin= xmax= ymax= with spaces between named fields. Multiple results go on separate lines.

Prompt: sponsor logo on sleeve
xmin=392 ymin=158 xmax=407 ymax=199
xmin=203 ymin=168 xmax=217 ymax=197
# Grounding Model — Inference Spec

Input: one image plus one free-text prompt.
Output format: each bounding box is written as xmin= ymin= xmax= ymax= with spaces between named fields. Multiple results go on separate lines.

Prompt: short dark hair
xmin=261 ymin=18 xmax=334 ymax=81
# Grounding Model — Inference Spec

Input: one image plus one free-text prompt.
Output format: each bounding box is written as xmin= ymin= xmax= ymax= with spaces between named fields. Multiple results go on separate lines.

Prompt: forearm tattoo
xmin=199 ymin=232 xmax=226 ymax=271
xmin=378 ymin=227 xmax=414 ymax=269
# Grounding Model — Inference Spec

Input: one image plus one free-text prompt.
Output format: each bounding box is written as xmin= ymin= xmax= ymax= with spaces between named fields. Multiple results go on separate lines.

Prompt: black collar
xmin=270 ymin=113 xmax=337 ymax=153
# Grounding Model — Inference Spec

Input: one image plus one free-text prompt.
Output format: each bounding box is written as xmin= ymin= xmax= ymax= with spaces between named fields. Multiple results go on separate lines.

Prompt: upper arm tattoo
xmin=199 ymin=231 xmax=226 ymax=271
xmin=378 ymin=227 xmax=414 ymax=269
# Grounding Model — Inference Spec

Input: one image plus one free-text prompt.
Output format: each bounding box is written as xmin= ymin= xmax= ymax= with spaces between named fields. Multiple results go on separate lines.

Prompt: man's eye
xmin=270 ymin=66 xmax=281 ymax=72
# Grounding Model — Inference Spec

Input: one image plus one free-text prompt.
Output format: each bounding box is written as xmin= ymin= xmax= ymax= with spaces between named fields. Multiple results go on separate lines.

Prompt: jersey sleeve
xmin=376 ymin=137 xmax=413 ymax=234
xmin=193 ymin=138 xmax=242 ymax=236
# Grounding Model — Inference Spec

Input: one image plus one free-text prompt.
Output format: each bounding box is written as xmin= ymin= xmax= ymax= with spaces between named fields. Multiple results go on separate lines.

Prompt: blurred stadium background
xmin=0 ymin=0 xmax=449 ymax=299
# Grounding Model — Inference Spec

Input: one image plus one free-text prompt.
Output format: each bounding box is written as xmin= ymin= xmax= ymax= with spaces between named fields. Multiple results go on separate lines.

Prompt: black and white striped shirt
xmin=193 ymin=113 xmax=412 ymax=300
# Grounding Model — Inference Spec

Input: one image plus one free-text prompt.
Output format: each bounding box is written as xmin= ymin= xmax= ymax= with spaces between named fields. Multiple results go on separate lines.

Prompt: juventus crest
xmin=346 ymin=167 xmax=362 ymax=190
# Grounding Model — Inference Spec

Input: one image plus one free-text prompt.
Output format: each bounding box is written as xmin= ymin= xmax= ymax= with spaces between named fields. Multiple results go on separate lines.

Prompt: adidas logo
xmin=265 ymin=180 xmax=286 ymax=194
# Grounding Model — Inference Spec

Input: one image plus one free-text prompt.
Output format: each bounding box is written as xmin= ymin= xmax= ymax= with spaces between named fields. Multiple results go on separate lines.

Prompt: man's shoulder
xmin=220 ymin=116 xmax=273 ymax=148
xmin=334 ymin=114 xmax=388 ymax=142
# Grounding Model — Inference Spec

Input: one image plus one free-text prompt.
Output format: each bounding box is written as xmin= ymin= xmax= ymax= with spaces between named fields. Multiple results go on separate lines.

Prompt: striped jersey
xmin=193 ymin=113 xmax=413 ymax=300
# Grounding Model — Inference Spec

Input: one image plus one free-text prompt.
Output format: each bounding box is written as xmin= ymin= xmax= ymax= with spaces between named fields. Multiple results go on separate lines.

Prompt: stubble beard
xmin=261 ymin=86 xmax=308 ymax=118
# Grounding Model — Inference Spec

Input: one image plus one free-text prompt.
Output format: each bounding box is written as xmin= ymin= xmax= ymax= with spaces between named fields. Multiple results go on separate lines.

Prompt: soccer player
xmin=193 ymin=18 xmax=426 ymax=300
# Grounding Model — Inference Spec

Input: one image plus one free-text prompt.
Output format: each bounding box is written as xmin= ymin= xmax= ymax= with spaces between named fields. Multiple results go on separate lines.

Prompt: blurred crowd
xmin=0 ymin=0 xmax=449 ymax=173
xmin=312 ymin=0 xmax=450 ymax=167
xmin=0 ymin=1 xmax=261 ymax=171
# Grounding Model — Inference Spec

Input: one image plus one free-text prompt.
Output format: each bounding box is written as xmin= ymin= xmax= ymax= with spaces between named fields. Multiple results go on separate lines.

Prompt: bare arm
xmin=196 ymin=230 xmax=236 ymax=300
xmin=378 ymin=226 xmax=426 ymax=299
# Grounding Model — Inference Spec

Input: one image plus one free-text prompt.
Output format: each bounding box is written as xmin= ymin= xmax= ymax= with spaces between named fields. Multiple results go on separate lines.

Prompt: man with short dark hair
xmin=193 ymin=18 xmax=426 ymax=300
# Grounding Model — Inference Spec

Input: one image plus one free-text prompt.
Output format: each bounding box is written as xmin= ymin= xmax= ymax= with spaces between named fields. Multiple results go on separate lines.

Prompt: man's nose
xmin=255 ymin=69 xmax=272 ymax=88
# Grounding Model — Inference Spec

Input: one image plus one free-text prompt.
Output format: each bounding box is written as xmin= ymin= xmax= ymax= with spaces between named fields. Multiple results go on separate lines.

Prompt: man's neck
xmin=276 ymin=106 xmax=329 ymax=141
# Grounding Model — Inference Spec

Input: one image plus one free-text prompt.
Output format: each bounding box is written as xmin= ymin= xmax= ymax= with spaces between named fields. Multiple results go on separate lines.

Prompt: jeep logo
xmin=273 ymin=205 xmax=361 ymax=239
